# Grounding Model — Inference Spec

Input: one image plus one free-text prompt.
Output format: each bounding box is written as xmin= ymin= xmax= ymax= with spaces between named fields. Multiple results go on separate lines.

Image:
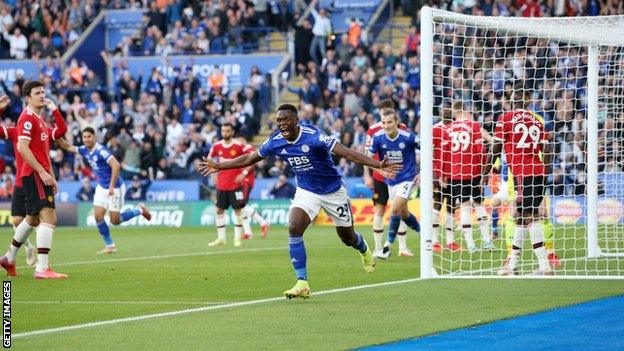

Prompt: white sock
xmin=460 ymin=205 xmax=475 ymax=248
xmin=508 ymin=248 xmax=522 ymax=270
xmin=6 ymin=221 xmax=36 ymax=261
xmin=242 ymin=215 xmax=253 ymax=236
xmin=445 ymin=212 xmax=455 ymax=243
xmin=373 ymin=214 xmax=384 ymax=251
xmin=36 ymin=223 xmax=54 ymax=272
xmin=529 ymin=221 xmax=550 ymax=271
xmin=513 ymin=225 xmax=525 ymax=249
xmin=432 ymin=209 xmax=440 ymax=244
xmin=216 ymin=214 xmax=227 ymax=241
xmin=398 ymin=232 xmax=408 ymax=251
xmin=476 ymin=205 xmax=491 ymax=244
xmin=252 ymin=211 xmax=268 ymax=226
xmin=233 ymin=213 xmax=242 ymax=242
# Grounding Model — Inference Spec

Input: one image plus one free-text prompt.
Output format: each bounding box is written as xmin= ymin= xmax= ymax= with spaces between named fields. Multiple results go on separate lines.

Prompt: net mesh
xmin=427 ymin=11 xmax=624 ymax=277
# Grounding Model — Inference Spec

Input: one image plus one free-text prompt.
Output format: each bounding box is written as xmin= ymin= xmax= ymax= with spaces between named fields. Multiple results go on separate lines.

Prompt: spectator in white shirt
xmin=309 ymin=7 xmax=332 ymax=65
xmin=4 ymin=27 xmax=28 ymax=59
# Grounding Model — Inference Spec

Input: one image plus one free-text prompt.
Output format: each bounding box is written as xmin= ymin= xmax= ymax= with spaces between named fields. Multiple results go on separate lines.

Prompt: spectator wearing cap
xmin=309 ymin=6 xmax=332 ymax=65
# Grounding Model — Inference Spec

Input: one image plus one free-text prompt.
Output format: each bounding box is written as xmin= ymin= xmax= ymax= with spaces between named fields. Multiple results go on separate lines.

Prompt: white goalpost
xmin=420 ymin=6 xmax=624 ymax=279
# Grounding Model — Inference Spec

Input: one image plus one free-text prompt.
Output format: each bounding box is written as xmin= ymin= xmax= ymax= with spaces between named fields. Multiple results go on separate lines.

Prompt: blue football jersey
xmin=369 ymin=129 xmax=420 ymax=186
xmin=258 ymin=125 xmax=343 ymax=195
xmin=77 ymin=144 xmax=123 ymax=188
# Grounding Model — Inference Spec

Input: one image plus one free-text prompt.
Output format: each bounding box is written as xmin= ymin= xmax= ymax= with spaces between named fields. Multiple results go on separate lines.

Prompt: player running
xmin=0 ymin=95 xmax=67 ymax=269
xmin=446 ymin=100 xmax=493 ymax=252
xmin=370 ymin=107 xmax=421 ymax=260
xmin=207 ymin=123 xmax=249 ymax=247
xmin=491 ymin=93 xmax=554 ymax=275
xmin=363 ymin=99 xmax=410 ymax=256
xmin=432 ymin=103 xmax=460 ymax=252
xmin=236 ymin=136 xmax=269 ymax=240
xmin=56 ymin=128 xmax=152 ymax=254
xmin=198 ymin=104 xmax=401 ymax=299
xmin=0 ymin=81 xmax=65 ymax=279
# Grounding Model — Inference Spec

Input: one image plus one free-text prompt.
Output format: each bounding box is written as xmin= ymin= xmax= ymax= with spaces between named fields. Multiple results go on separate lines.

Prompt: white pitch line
xmin=16 ymin=246 xmax=286 ymax=269
xmin=13 ymin=277 xmax=422 ymax=339
xmin=14 ymin=301 xmax=230 ymax=305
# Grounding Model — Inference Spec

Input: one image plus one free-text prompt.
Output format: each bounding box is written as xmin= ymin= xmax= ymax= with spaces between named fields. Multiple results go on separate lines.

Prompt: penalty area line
xmin=13 ymin=301 xmax=232 ymax=305
xmin=13 ymin=277 xmax=422 ymax=339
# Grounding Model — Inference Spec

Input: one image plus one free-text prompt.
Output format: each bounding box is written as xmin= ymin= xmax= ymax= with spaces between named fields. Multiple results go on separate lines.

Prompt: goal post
xmin=419 ymin=6 xmax=624 ymax=279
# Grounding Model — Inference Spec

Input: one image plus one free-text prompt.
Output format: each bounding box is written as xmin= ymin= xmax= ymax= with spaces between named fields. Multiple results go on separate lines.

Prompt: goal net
xmin=419 ymin=7 xmax=624 ymax=278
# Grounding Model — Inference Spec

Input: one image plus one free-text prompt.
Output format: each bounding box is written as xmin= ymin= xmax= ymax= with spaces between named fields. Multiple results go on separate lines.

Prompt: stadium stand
xmin=0 ymin=0 xmax=623 ymax=202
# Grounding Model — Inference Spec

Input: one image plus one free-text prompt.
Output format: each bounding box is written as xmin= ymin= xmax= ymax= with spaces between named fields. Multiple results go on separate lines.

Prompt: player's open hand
xmin=44 ymin=98 xmax=57 ymax=111
xmin=234 ymin=173 xmax=245 ymax=184
xmin=0 ymin=95 xmax=10 ymax=109
xmin=378 ymin=155 xmax=403 ymax=175
xmin=108 ymin=187 xmax=115 ymax=197
xmin=377 ymin=170 xmax=396 ymax=180
xmin=197 ymin=156 xmax=219 ymax=176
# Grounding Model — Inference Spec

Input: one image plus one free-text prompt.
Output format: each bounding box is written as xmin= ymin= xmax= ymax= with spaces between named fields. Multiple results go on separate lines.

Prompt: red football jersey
xmin=16 ymin=108 xmax=53 ymax=178
xmin=494 ymin=110 xmax=547 ymax=177
xmin=242 ymin=144 xmax=255 ymax=185
xmin=366 ymin=121 xmax=409 ymax=182
xmin=446 ymin=118 xmax=485 ymax=180
xmin=432 ymin=121 xmax=451 ymax=179
xmin=209 ymin=140 xmax=246 ymax=191
xmin=2 ymin=109 xmax=67 ymax=187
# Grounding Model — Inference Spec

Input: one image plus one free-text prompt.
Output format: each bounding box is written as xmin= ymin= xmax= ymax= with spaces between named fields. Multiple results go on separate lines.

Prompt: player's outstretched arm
xmin=56 ymin=138 xmax=78 ymax=154
xmin=332 ymin=142 xmax=402 ymax=175
xmin=45 ymin=99 xmax=68 ymax=138
xmin=198 ymin=151 xmax=264 ymax=176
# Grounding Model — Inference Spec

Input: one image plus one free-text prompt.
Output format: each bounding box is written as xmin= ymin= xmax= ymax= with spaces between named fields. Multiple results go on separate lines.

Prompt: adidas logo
xmin=281 ymin=149 xmax=288 ymax=154
xmin=291 ymin=258 xmax=298 ymax=263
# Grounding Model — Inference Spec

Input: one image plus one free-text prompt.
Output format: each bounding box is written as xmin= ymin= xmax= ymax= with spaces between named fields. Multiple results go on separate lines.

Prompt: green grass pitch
xmin=4 ymin=225 xmax=623 ymax=350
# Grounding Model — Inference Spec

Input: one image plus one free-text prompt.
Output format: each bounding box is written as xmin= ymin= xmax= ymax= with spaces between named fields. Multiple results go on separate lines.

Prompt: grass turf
xmin=4 ymin=225 xmax=623 ymax=350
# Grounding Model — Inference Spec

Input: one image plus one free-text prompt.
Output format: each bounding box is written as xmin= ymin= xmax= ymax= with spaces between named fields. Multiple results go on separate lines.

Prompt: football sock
xmin=386 ymin=215 xmax=401 ymax=244
xmin=476 ymin=205 xmax=491 ymax=244
xmin=397 ymin=231 xmax=408 ymax=251
xmin=120 ymin=208 xmax=141 ymax=222
xmin=402 ymin=213 xmax=420 ymax=232
xmin=242 ymin=215 xmax=253 ymax=236
xmin=460 ymin=205 xmax=475 ymax=249
xmin=96 ymin=220 xmax=114 ymax=246
xmin=216 ymin=214 xmax=226 ymax=241
xmin=233 ymin=213 xmax=243 ymax=242
xmin=36 ymin=223 xmax=54 ymax=272
xmin=492 ymin=209 xmax=499 ymax=235
xmin=373 ymin=214 xmax=384 ymax=250
xmin=288 ymin=236 xmax=307 ymax=280
xmin=445 ymin=212 xmax=455 ymax=243
xmin=529 ymin=221 xmax=550 ymax=271
xmin=352 ymin=232 xmax=368 ymax=254
xmin=432 ymin=209 xmax=440 ymax=244
xmin=6 ymin=221 xmax=35 ymax=261
xmin=543 ymin=219 xmax=555 ymax=252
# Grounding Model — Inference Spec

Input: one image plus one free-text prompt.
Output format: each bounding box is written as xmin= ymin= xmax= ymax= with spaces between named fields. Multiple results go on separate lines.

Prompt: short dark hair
xmin=82 ymin=127 xmax=96 ymax=135
xmin=22 ymin=81 xmax=44 ymax=97
xmin=378 ymin=99 xmax=395 ymax=110
xmin=277 ymin=103 xmax=298 ymax=116
xmin=221 ymin=122 xmax=235 ymax=130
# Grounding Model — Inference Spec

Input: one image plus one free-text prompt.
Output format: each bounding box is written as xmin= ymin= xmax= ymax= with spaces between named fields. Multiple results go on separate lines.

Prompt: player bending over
xmin=199 ymin=104 xmax=401 ymax=299
xmin=370 ymin=108 xmax=421 ymax=260
xmin=57 ymin=128 xmax=151 ymax=254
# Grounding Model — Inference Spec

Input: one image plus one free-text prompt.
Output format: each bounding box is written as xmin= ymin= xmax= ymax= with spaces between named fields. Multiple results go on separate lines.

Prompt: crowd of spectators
xmin=110 ymin=0 xmax=309 ymax=57
xmin=1 ymin=0 xmax=624 ymax=202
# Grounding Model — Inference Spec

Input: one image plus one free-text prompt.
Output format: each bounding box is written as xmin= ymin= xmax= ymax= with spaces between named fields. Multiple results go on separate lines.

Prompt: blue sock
xmin=387 ymin=215 xmax=401 ymax=244
xmin=492 ymin=209 xmax=499 ymax=235
xmin=403 ymin=213 xmax=421 ymax=233
xmin=352 ymin=232 xmax=368 ymax=253
xmin=288 ymin=236 xmax=307 ymax=280
xmin=120 ymin=208 xmax=141 ymax=223
xmin=97 ymin=220 xmax=114 ymax=246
